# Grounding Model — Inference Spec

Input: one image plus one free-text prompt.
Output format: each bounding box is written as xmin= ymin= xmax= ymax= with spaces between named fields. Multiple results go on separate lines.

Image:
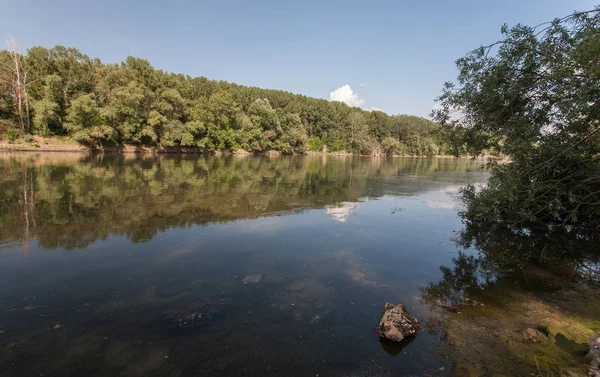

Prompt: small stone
xmin=241 ymin=274 xmax=262 ymax=284
xmin=444 ymin=330 xmax=458 ymax=345
xmin=589 ymin=334 xmax=600 ymax=374
xmin=53 ymin=324 xmax=62 ymax=329
xmin=519 ymin=328 xmax=542 ymax=343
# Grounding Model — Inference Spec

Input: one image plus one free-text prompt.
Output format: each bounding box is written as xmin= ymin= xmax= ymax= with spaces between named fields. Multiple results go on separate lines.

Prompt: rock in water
xmin=375 ymin=302 xmax=421 ymax=342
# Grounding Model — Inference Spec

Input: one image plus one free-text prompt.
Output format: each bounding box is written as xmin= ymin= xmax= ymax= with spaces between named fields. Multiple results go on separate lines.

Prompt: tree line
xmin=0 ymin=42 xmax=452 ymax=155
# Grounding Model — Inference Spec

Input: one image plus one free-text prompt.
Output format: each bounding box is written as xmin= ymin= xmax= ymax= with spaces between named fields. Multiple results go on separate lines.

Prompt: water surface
xmin=0 ymin=154 xmax=490 ymax=376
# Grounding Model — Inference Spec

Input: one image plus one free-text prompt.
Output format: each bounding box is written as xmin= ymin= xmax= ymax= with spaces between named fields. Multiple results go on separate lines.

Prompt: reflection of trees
xmin=421 ymin=224 xmax=600 ymax=375
xmin=422 ymin=223 xmax=600 ymax=311
xmin=421 ymin=252 xmax=493 ymax=310
xmin=0 ymin=154 xmax=482 ymax=250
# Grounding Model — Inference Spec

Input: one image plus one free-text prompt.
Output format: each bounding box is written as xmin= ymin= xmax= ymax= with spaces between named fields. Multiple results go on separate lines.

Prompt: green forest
xmin=0 ymin=43 xmax=451 ymax=156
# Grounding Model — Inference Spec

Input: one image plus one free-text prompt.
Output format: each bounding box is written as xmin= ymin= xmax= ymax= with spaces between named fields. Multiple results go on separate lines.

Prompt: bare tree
xmin=4 ymin=36 xmax=32 ymax=133
xmin=367 ymin=137 xmax=386 ymax=157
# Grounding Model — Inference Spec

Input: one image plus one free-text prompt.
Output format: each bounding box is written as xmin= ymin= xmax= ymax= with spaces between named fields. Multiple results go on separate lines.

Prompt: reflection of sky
xmin=425 ymin=199 xmax=455 ymax=209
xmin=326 ymin=202 xmax=360 ymax=222
xmin=425 ymin=186 xmax=462 ymax=210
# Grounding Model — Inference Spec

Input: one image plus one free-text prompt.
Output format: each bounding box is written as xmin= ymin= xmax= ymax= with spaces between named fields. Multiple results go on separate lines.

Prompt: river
xmin=0 ymin=153 xmax=597 ymax=377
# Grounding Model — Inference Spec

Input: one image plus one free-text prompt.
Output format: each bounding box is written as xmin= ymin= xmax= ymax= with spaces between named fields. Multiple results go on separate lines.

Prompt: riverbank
xmin=424 ymin=256 xmax=600 ymax=377
xmin=0 ymin=136 xmax=481 ymax=158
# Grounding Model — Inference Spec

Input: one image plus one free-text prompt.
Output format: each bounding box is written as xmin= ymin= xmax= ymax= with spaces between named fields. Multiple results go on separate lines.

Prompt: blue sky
xmin=1 ymin=0 xmax=596 ymax=117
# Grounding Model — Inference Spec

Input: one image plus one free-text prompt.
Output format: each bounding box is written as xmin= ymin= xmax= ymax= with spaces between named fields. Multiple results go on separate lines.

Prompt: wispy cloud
xmin=431 ymin=102 xmax=463 ymax=120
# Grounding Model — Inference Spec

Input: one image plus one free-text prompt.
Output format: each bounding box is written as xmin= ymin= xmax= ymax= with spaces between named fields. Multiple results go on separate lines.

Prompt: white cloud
xmin=367 ymin=107 xmax=382 ymax=112
xmin=329 ymin=85 xmax=365 ymax=107
xmin=431 ymin=102 xmax=463 ymax=120
xmin=431 ymin=103 xmax=444 ymax=112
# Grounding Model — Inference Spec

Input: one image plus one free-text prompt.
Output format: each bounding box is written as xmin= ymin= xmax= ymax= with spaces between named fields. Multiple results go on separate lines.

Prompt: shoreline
xmin=0 ymin=138 xmax=485 ymax=159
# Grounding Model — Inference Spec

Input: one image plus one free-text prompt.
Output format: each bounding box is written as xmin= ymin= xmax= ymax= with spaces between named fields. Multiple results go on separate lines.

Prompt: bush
xmin=307 ymin=136 xmax=324 ymax=152
xmin=327 ymin=139 xmax=346 ymax=152
xmin=460 ymin=150 xmax=600 ymax=231
xmin=382 ymin=137 xmax=401 ymax=156
xmin=7 ymin=129 xmax=19 ymax=142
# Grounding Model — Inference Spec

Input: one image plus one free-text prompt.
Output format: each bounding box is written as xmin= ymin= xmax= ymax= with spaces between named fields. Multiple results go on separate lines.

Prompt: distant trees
xmin=0 ymin=41 xmax=453 ymax=155
xmin=348 ymin=112 xmax=368 ymax=152
xmin=64 ymin=93 xmax=113 ymax=146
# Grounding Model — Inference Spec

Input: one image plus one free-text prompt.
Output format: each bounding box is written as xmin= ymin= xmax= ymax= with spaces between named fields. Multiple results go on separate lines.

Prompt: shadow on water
xmin=379 ymin=336 xmax=416 ymax=357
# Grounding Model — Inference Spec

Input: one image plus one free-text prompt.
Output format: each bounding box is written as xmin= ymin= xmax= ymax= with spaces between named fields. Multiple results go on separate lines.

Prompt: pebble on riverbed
xmin=242 ymin=274 xmax=262 ymax=284
xmin=590 ymin=334 xmax=600 ymax=377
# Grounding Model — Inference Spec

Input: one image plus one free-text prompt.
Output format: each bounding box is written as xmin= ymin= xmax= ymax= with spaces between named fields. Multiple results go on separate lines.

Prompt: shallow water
xmin=0 ymin=153 xmax=491 ymax=377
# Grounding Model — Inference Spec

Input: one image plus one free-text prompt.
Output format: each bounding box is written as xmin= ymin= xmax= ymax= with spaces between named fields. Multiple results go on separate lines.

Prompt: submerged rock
xmin=309 ymin=309 xmax=331 ymax=325
xmin=444 ymin=329 xmax=458 ymax=345
xmin=165 ymin=298 xmax=226 ymax=328
xmin=519 ymin=328 xmax=543 ymax=343
xmin=453 ymin=363 xmax=482 ymax=377
xmin=590 ymin=334 xmax=600 ymax=377
xmin=285 ymin=281 xmax=306 ymax=291
xmin=434 ymin=299 xmax=460 ymax=313
xmin=242 ymin=274 xmax=262 ymax=284
xmin=375 ymin=302 xmax=421 ymax=342
xmin=167 ymin=310 xmax=209 ymax=328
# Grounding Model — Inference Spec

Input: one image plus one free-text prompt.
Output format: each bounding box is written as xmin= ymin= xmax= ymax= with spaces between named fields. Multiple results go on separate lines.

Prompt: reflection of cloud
xmin=234 ymin=217 xmax=289 ymax=233
xmin=326 ymin=202 xmax=359 ymax=222
xmin=426 ymin=186 xmax=463 ymax=209
xmin=426 ymin=200 xmax=455 ymax=209
xmin=336 ymin=249 xmax=376 ymax=285
xmin=168 ymin=247 xmax=192 ymax=257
